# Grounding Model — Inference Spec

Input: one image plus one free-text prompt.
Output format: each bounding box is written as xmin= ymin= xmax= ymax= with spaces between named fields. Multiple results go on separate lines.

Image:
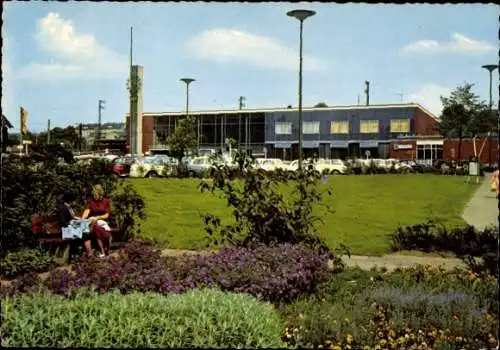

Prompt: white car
xmin=255 ymin=158 xmax=287 ymax=171
xmin=287 ymin=159 xmax=315 ymax=172
xmin=129 ymin=156 xmax=178 ymax=178
xmin=314 ymin=159 xmax=348 ymax=175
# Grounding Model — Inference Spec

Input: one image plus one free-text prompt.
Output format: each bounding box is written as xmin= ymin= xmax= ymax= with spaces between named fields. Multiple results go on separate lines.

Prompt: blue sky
xmin=2 ymin=2 xmax=498 ymax=132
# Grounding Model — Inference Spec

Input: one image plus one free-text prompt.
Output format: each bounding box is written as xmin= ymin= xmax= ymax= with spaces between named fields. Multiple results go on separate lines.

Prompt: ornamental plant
xmin=199 ymin=148 xmax=347 ymax=261
xmin=1 ymin=289 xmax=285 ymax=348
xmin=19 ymin=241 xmax=331 ymax=303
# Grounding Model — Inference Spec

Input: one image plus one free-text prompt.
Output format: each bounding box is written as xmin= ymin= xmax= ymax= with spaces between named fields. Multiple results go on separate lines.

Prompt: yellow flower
xmin=325 ymin=340 xmax=331 ymax=345
xmin=299 ymin=313 xmax=304 ymax=319
xmin=346 ymin=334 xmax=354 ymax=344
xmin=455 ymin=336 xmax=463 ymax=342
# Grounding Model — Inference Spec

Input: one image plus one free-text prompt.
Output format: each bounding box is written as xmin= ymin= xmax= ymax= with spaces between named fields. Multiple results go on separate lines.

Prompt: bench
xmin=31 ymin=215 xmax=121 ymax=263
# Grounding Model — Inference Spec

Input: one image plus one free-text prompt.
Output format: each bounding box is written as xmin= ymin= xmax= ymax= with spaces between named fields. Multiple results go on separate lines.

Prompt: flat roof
xmin=132 ymin=103 xmax=439 ymax=121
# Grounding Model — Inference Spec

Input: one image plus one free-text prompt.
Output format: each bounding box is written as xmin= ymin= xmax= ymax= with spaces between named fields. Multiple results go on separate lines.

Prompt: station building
xmin=126 ymin=103 xmax=446 ymax=162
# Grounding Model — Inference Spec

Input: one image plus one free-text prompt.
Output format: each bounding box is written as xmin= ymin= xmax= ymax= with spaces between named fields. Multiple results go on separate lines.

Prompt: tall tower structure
xmin=129 ymin=65 xmax=144 ymax=155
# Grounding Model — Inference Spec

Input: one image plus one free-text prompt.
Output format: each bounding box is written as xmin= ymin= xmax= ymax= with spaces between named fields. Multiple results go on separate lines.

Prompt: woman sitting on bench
xmin=81 ymin=184 xmax=112 ymax=258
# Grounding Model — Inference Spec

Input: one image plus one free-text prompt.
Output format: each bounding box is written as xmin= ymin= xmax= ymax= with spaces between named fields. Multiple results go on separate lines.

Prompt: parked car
xmin=107 ymin=156 xmax=139 ymax=177
xmin=314 ymin=158 xmax=348 ymax=175
xmin=187 ymin=156 xmax=215 ymax=177
xmin=287 ymin=159 xmax=315 ymax=172
xmin=129 ymin=156 xmax=178 ymax=178
xmin=255 ymin=158 xmax=287 ymax=171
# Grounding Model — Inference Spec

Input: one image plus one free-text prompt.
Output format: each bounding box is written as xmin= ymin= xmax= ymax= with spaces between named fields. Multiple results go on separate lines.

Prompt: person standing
xmin=492 ymin=166 xmax=499 ymax=198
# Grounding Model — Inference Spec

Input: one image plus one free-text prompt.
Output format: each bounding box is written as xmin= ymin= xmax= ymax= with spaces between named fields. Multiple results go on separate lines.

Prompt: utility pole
xmin=47 ymin=119 xmax=51 ymax=144
xmin=97 ymin=99 xmax=106 ymax=146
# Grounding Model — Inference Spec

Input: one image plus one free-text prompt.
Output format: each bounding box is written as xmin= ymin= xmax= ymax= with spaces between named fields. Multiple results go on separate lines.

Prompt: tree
xmin=166 ymin=116 xmax=198 ymax=175
xmin=314 ymin=102 xmax=328 ymax=108
xmin=439 ymin=83 xmax=494 ymax=159
xmin=37 ymin=126 xmax=83 ymax=149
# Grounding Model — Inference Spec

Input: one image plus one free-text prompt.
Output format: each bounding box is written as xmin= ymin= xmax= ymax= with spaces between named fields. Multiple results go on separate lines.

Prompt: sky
xmin=2 ymin=2 xmax=499 ymax=132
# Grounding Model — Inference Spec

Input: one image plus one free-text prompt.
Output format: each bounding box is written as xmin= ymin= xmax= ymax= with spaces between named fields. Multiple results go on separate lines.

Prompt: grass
xmin=129 ymin=175 xmax=479 ymax=255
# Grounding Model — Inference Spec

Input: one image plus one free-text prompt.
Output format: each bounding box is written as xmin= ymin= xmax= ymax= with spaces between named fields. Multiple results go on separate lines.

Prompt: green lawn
xmin=129 ymin=175 xmax=479 ymax=255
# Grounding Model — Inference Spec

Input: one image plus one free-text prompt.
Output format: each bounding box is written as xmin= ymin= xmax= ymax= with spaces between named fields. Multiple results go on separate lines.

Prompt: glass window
xmin=360 ymin=120 xmax=379 ymax=134
xmin=330 ymin=121 xmax=349 ymax=134
xmin=417 ymin=145 xmax=424 ymax=159
xmin=303 ymin=121 xmax=320 ymax=134
xmin=390 ymin=119 xmax=410 ymax=133
xmin=275 ymin=122 xmax=292 ymax=135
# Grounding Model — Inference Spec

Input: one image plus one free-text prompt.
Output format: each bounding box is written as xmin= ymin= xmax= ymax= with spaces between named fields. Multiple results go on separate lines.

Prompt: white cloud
xmin=400 ymin=33 xmax=495 ymax=56
xmin=408 ymin=84 xmax=452 ymax=116
xmin=17 ymin=12 xmax=128 ymax=81
xmin=186 ymin=28 xmax=327 ymax=72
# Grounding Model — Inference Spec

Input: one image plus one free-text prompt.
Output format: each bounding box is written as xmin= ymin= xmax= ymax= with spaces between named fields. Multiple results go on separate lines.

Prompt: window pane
xmin=330 ymin=121 xmax=348 ymax=134
xmin=390 ymin=119 xmax=410 ymax=133
xmin=303 ymin=121 xmax=320 ymax=134
xmin=360 ymin=120 xmax=379 ymax=133
xmin=275 ymin=122 xmax=292 ymax=135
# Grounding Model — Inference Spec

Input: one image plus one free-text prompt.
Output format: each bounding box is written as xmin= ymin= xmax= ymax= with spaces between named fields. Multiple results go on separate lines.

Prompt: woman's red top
xmin=86 ymin=198 xmax=111 ymax=217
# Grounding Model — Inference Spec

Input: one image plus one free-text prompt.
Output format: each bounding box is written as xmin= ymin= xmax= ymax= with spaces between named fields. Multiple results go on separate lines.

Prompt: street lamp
xmin=481 ymin=64 xmax=498 ymax=109
xmin=287 ymin=9 xmax=316 ymax=170
xmin=179 ymin=78 xmax=197 ymax=146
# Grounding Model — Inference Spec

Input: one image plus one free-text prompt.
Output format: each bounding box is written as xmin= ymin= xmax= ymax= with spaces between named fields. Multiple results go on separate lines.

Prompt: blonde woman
xmin=81 ymin=185 xmax=112 ymax=257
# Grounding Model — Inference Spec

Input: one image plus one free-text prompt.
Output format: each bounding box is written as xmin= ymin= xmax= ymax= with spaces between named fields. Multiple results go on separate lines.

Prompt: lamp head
xmin=180 ymin=78 xmax=196 ymax=85
xmin=482 ymin=64 xmax=499 ymax=72
xmin=287 ymin=9 xmax=316 ymax=21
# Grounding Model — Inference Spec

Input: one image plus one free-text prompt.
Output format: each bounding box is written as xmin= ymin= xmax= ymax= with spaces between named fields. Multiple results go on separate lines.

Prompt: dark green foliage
xmin=1 ymin=289 xmax=285 ymax=348
xmin=166 ymin=115 xmax=198 ymax=176
xmin=1 ymin=154 xmax=146 ymax=255
xmin=199 ymin=149 xmax=340 ymax=259
xmin=0 ymin=249 xmax=56 ymax=278
xmin=389 ymin=220 xmax=498 ymax=276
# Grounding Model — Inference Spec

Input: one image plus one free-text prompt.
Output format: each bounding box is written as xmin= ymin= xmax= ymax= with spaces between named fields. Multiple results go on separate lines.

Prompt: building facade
xmin=126 ymin=103 xmax=441 ymax=160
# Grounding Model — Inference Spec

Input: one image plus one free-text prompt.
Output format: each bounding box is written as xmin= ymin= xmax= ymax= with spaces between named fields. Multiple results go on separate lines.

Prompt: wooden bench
xmin=31 ymin=215 xmax=121 ymax=263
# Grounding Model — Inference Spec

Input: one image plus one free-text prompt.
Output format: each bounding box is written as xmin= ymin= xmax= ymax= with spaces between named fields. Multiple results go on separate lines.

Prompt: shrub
xmin=0 ymin=249 xmax=57 ymax=278
xmin=169 ymin=244 xmax=333 ymax=303
xmin=40 ymin=241 xmax=332 ymax=303
xmin=1 ymin=289 xmax=285 ymax=348
xmin=389 ymin=220 xmax=498 ymax=276
xmin=199 ymin=149 xmax=336 ymax=258
xmin=1 ymin=155 xmax=146 ymax=254
xmin=389 ymin=220 xmax=497 ymax=256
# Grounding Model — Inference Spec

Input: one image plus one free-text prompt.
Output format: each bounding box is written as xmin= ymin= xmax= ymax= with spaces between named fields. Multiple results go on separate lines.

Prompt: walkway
xmin=160 ymin=249 xmax=467 ymax=272
xmin=462 ymin=173 xmax=499 ymax=231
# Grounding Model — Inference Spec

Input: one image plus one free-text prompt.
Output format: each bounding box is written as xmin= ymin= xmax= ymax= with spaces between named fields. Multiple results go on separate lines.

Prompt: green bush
xmin=0 ymin=249 xmax=57 ymax=278
xmin=1 ymin=288 xmax=285 ymax=348
xmin=1 ymin=155 xmax=145 ymax=254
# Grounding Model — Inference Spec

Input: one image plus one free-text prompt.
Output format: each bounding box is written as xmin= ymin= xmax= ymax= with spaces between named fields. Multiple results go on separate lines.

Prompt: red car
xmin=108 ymin=156 xmax=138 ymax=177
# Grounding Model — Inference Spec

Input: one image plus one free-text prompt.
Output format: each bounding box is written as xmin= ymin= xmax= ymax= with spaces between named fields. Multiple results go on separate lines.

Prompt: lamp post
xmin=179 ymin=78 xmax=197 ymax=147
xmin=287 ymin=9 xmax=316 ymax=170
xmin=482 ymin=64 xmax=500 ymax=297
xmin=482 ymin=64 xmax=498 ymax=109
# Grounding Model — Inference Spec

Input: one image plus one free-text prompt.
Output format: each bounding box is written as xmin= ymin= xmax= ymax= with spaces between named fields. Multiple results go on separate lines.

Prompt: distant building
xmin=80 ymin=122 xmax=125 ymax=145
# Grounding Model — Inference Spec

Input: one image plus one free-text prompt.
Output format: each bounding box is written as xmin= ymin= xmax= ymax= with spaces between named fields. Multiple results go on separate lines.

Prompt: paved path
xmin=462 ymin=173 xmax=499 ymax=230
xmin=160 ymin=249 xmax=466 ymax=272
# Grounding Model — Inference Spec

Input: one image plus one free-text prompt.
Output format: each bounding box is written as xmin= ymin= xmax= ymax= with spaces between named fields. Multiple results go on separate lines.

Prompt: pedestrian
xmin=491 ymin=166 xmax=499 ymax=198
